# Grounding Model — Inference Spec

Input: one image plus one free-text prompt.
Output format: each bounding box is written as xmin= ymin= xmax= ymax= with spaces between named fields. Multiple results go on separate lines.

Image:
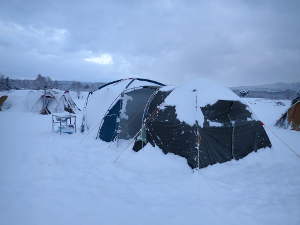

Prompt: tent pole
xmin=196 ymin=122 xmax=200 ymax=170
xmin=228 ymin=103 xmax=235 ymax=159
xmin=231 ymin=125 xmax=235 ymax=159
xmin=194 ymin=89 xmax=200 ymax=170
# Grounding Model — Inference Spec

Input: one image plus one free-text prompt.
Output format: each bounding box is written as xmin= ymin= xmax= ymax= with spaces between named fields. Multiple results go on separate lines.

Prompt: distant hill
xmin=231 ymin=82 xmax=300 ymax=99
xmin=232 ymin=82 xmax=300 ymax=91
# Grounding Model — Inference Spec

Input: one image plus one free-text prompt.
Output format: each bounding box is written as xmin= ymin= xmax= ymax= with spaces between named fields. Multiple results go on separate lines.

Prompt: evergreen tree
xmin=0 ymin=75 xmax=11 ymax=90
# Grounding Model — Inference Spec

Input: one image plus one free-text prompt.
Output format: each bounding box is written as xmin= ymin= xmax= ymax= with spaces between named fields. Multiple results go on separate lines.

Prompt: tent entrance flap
xmin=98 ymin=99 xmax=122 ymax=142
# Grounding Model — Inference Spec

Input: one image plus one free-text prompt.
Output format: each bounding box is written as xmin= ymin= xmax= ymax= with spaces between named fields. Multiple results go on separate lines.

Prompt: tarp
xmin=0 ymin=95 xmax=8 ymax=111
xmin=276 ymin=101 xmax=300 ymax=131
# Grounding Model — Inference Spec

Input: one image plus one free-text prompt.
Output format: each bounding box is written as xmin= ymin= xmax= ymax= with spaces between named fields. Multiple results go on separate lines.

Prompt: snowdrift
xmin=0 ymin=95 xmax=299 ymax=225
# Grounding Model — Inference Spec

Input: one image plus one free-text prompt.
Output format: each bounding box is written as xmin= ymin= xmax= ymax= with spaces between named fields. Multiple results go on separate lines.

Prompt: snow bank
xmin=0 ymin=90 xmax=42 ymax=112
xmin=1 ymin=97 xmax=300 ymax=225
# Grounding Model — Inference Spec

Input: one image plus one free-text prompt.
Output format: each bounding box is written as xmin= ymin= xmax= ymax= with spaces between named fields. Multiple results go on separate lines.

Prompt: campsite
xmin=1 ymin=79 xmax=300 ymax=225
xmin=1 ymin=1 xmax=300 ymax=224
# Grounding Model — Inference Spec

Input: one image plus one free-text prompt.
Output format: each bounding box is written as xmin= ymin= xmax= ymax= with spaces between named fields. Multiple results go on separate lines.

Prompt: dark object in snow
xmin=0 ymin=95 xmax=8 ymax=111
xmin=239 ymin=89 xmax=249 ymax=97
xmin=275 ymin=101 xmax=285 ymax=106
xmin=276 ymin=100 xmax=300 ymax=131
xmin=52 ymin=114 xmax=77 ymax=134
xmin=133 ymin=139 xmax=147 ymax=152
xmin=85 ymin=78 xmax=272 ymax=169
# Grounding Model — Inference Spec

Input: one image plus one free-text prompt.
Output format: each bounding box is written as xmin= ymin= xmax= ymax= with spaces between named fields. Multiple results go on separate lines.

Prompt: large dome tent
xmin=84 ymin=77 xmax=272 ymax=169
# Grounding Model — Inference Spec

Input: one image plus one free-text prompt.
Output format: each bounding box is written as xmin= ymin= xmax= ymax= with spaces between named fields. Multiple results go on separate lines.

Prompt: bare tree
xmin=34 ymin=74 xmax=53 ymax=89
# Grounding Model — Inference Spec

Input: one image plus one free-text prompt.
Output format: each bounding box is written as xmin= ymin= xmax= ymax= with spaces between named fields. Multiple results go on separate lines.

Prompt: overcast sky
xmin=0 ymin=0 xmax=299 ymax=86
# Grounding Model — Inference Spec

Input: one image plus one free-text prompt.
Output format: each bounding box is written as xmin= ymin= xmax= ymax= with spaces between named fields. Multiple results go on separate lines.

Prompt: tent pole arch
xmin=84 ymin=78 xmax=165 ymax=109
xmin=93 ymin=77 xmax=165 ymax=93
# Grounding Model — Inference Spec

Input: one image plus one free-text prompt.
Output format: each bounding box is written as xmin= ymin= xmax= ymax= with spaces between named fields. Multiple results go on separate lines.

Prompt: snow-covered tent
xmin=275 ymin=100 xmax=300 ymax=131
xmin=137 ymin=79 xmax=272 ymax=168
xmin=55 ymin=91 xmax=80 ymax=114
xmin=85 ymin=78 xmax=272 ymax=169
xmin=32 ymin=90 xmax=58 ymax=115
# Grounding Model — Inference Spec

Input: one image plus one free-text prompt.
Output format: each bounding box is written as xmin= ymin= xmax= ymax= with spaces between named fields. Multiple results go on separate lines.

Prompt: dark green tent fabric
xmin=142 ymin=93 xmax=272 ymax=169
xmin=98 ymin=99 xmax=122 ymax=142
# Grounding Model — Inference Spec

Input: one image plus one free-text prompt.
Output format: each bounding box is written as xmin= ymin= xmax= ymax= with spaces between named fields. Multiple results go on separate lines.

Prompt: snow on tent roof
xmin=162 ymin=78 xmax=240 ymax=126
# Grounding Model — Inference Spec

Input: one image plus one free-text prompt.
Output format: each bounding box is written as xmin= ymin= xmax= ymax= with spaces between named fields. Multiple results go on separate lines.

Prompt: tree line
xmin=0 ymin=74 xmax=103 ymax=92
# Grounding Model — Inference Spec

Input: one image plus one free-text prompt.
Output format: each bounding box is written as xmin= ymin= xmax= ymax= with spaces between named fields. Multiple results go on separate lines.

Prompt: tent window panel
xmin=201 ymin=100 xmax=252 ymax=126
xmin=118 ymin=87 xmax=158 ymax=140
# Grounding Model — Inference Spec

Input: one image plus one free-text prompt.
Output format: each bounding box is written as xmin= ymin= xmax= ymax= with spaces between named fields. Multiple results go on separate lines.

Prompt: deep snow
xmin=0 ymin=91 xmax=300 ymax=225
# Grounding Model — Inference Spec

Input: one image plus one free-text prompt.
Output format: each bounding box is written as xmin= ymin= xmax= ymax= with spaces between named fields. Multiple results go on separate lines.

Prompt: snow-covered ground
xmin=0 ymin=91 xmax=299 ymax=225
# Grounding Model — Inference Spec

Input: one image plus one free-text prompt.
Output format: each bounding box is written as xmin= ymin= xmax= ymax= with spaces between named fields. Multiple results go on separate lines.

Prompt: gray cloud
xmin=0 ymin=0 xmax=299 ymax=86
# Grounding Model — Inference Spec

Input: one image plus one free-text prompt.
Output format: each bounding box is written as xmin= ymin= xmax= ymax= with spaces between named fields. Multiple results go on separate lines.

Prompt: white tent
xmin=55 ymin=91 xmax=80 ymax=114
xmin=31 ymin=90 xmax=58 ymax=115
